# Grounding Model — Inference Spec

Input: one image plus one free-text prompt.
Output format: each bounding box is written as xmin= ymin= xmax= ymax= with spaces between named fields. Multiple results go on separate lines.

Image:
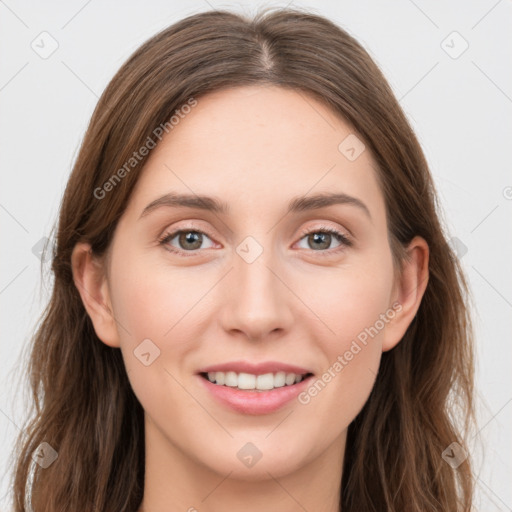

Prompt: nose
xmin=218 ymin=242 xmax=295 ymax=342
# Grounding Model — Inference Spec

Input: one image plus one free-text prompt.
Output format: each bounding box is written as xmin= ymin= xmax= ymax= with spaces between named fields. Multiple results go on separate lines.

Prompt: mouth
xmin=198 ymin=371 xmax=315 ymax=392
xmin=197 ymin=370 xmax=315 ymax=414
xmin=195 ymin=360 xmax=316 ymax=414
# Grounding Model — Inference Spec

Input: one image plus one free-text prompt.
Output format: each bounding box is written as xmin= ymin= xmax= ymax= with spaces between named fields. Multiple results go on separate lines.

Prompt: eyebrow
xmin=139 ymin=191 xmax=371 ymax=220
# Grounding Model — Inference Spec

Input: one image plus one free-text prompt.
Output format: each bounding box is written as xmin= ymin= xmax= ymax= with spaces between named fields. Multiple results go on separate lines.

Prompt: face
xmin=77 ymin=85 xmax=424 ymax=482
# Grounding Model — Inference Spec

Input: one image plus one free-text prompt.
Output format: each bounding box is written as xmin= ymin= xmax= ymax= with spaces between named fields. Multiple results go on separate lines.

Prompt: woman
xmin=10 ymin=6 xmax=475 ymax=511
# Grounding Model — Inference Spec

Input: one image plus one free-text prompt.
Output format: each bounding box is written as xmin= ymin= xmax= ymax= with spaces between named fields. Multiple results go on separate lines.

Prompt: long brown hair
xmin=9 ymin=6 xmax=475 ymax=511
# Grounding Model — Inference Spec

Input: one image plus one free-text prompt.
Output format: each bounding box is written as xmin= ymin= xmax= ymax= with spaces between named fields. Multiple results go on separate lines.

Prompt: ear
xmin=71 ymin=242 xmax=120 ymax=348
xmin=382 ymin=236 xmax=429 ymax=352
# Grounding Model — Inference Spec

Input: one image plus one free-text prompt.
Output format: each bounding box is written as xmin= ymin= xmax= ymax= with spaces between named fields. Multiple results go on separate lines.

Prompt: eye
xmin=158 ymin=224 xmax=352 ymax=257
xmin=158 ymin=228 xmax=215 ymax=256
xmin=295 ymin=226 xmax=352 ymax=254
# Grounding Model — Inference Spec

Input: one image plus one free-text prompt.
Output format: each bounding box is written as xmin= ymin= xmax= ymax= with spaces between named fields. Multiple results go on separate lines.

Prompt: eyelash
xmin=157 ymin=224 xmax=352 ymax=258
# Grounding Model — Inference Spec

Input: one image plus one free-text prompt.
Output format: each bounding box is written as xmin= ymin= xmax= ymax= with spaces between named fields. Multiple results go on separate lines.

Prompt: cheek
xmin=297 ymin=256 xmax=394 ymax=346
xmin=295 ymin=257 xmax=393 ymax=420
xmin=110 ymin=258 xmax=200 ymax=340
xmin=298 ymin=281 xmax=386 ymax=433
xmin=109 ymin=266 xmax=195 ymax=416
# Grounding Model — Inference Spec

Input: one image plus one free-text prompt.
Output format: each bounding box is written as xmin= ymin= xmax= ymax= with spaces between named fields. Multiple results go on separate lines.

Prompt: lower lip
xmin=197 ymin=374 xmax=314 ymax=415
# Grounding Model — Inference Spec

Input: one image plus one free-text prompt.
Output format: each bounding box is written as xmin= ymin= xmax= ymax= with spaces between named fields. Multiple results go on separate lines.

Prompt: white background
xmin=1 ymin=0 xmax=511 ymax=510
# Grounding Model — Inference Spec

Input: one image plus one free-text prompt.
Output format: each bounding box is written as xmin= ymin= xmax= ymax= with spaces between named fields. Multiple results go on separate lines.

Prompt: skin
xmin=72 ymin=85 xmax=429 ymax=512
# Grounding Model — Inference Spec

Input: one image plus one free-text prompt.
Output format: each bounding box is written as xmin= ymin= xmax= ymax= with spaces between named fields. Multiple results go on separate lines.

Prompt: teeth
xmin=224 ymin=371 xmax=238 ymax=387
xmin=205 ymin=371 xmax=307 ymax=390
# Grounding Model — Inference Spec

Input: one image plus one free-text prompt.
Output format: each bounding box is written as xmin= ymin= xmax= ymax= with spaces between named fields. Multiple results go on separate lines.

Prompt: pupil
xmin=180 ymin=231 xmax=201 ymax=250
xmin=310 ymin=233 xmax=330 ymax=250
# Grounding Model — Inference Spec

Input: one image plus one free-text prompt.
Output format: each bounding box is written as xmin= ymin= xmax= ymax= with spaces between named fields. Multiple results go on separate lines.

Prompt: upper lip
xmin=197 ymin=360 xmax=314 ymax=376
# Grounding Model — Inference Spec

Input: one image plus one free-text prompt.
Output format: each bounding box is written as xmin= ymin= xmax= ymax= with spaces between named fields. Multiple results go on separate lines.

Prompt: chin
xmin=202 ymin=436 xmax=310 ymax=480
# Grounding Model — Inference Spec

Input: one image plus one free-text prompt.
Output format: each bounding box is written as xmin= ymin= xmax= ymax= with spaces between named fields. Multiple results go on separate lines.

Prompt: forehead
xmin=127 ymin=85 xmax=385 ymax=221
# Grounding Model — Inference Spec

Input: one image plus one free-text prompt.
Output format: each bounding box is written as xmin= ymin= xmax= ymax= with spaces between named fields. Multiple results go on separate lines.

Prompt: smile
xmin=200 ymin=371 xmax=313 ymax=391
xmin=198 ymin=372 xmax=315 ymax=415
